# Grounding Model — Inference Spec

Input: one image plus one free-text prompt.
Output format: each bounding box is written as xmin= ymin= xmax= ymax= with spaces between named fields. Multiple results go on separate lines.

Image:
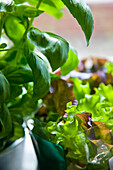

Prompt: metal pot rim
xmin=0 ymin=137 xmax=25 ymax=156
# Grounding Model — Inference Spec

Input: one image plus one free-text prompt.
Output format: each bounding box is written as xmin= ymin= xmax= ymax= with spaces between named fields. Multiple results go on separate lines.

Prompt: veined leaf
xmin=0 ymin=71 xmax=10 ymax=103
xmin=25 ymin=51 xmax=50 ymax=100
xmin=0 ymin=104 xmax=12 ymax=139
xmin=2 ymin=66 xmax=33 ymax=84
xmin=61 ymin=45 xmax=79 ymax=76
xmin=27 ymin=27 xmax=69 ymax=71
xmin=61 ymin=0 xmax=94 ymax=45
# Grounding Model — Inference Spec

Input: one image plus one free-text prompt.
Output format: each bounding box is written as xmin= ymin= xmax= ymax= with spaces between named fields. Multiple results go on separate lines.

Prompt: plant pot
xmin=0 ymin=137 xmax=25 ymax=170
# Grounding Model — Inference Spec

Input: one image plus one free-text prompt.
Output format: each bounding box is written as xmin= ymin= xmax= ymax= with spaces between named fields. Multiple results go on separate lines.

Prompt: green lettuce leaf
xmin=71 ymin=77 xmax=91 ymax=101
xmin=95 ymin=83 xmax=113 ymax=105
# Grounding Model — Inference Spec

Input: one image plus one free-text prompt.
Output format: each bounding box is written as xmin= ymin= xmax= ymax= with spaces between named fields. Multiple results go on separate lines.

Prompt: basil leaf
xmin=9 ymin=85 xmax=22 ymax=100
xmin=14 ymin=0 xmax=37 ymax=5
xmin=61 ymin=0 xmax=94 ymax=45
xmin=11 ymin=122 xmax=24 ymax=141
xmin=37 ymin=0 xmax=64 ymax=19
xmin=4 ymin=14 xmax=25 ymax=44
xmin=0 ymin=60 xmax=8 ymax=70
xmin=15 ymin=5 xmax=43 ymax=18
xmin=9 ymin=92 xmax=37 ymax=117
xmin=27 ymin=27 xmax=69 ymax=71
xmin=0 ymin=104 xmax=12 ymax=139
xmin=14 ymin=0 xmax=64 ymax=18
xmin=0 ymin=72 xmax=10 ymax=103
xmin=2 ymin=66 xmax=33 ymax=84
xmin=61 ymin=45 xmax=79 ymax=76
xmin=26 ymin=51 xmax=51 ymax=100
xmin=0 ymin=43 xmax=7 ymax=49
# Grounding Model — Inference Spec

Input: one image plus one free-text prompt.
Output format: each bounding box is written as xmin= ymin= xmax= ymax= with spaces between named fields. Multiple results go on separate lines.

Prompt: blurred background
xmin=33 ymin=0 xmax=113 ymax=59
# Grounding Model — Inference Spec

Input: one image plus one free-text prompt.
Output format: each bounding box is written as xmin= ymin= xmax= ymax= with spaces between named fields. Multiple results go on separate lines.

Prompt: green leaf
xmin=9 ymin=93 xmax=37 ymax=118
xmin=105 ymin=61 xmax=113 ymax=76
xmin=61 ymin=45 xmax=79 ymax=76
xmin=3 ymin=50 xmax=17 ymax=62
xmin=3 ymin=40 xmax=34 ymax=65
xmin=4 ymin=14 xmax=25 ymax=44
xmin=9 ymin=85 xmax=22 ymax=100
xmin=0 ymin=43 xmax=7 ymax=49
xmin=11 ymin=122 xmax=24 ymax=141
xmin=0 ymin=60 xmax=8 ymax=70
xmin=42 ymin=114 xmax=94 ymax=163
xmin=14 ymin=0 xmax=64 ymax=19
xmin=37 ymin=0 xmax=64 ymax=19
xmin=0 ymin=71 xmax=10 ymax=103
xmin=15 ymin=5 xmax=43 ymax=18
xmin=0 ymin=0 xmax=15 ymax=12
xmin=25 ymin=51 xmax=51 ymax=100
xmin=0 ymin=104 xmax=12 ymax=139
xmin=77 ymin=94 xmax=100 ymax=115
xmin=95 ymin=83 xmax=113 ymax=105
xmin=14 ymin=0 xmax=37 ymax=5
xmin=2 ymin=66 xmax=33 ymax=84
xmin=71 ymin=77 xmax=91 ymax=101
xmin=50 ymin=73 xmax=60 ymax=81
xmin=61 ymin=0 xmax=94 ymax=45
xmin=27 ymin=27 xmax=69 ymax=71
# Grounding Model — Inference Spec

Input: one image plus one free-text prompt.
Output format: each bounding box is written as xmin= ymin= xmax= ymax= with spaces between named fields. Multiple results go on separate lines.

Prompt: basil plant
xmin=0 ymin=0 xmax=94 ymax=151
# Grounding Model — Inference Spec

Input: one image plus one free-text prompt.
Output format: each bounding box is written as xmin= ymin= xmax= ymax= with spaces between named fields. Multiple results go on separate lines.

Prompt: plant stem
xmin=15 ymin=0 xmax=43 ymax=64
xmin=29 ymin=0 xmax=43 ymax=26
xmin=0 ymin=13 xmax=4 ymax=41
xmin=36 ymin=0 xmax=43 ymax=9
xmin=0 ymin=48 xmax=23 ymax=52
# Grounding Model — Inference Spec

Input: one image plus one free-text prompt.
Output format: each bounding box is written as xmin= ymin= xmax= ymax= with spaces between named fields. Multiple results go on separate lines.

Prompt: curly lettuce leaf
xmin=105 ymin=61 xmax=113 ymax=76
xmin=71 ymin=77 xmax=91 ymax=101
xmin=43 ymin=79 xmax=74 ymax=115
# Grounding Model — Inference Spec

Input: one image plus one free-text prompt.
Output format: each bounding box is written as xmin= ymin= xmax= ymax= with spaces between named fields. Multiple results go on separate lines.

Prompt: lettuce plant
xmin=0 ymin=0 xmax=94 ymax=151
xmin=32 ymin=77 xmax=113 ymax=169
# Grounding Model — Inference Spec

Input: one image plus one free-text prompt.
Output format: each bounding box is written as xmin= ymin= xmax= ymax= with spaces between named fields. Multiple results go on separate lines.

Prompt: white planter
xmin=0 ymin=138 xmax=25 ymax=170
